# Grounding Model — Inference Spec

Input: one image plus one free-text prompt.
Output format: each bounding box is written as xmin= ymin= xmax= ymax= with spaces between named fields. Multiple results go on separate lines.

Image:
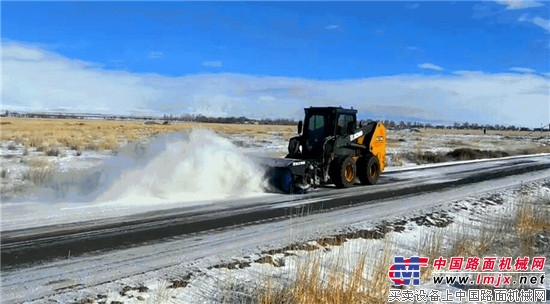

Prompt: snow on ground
xmin=385 ymin=129 xmax=549 ymax=167
xmin=1 ymin=127 xmax=548 ymax=231
xmin=36 ymin=176 xmax=550 ymax=304
xmin=1 ymin=129 xmax=275 ymax=231
xmin=2 ymin=125 xmax=549 ymax=303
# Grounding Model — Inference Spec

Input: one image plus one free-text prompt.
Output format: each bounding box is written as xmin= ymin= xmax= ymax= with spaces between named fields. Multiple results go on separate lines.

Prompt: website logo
xmin=388 ymin=256 xmax=429 ymax=286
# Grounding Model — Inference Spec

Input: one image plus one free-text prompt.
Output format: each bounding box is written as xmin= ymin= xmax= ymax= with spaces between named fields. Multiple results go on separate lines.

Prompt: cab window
xmin=337 ymin=114 xmax=355 ymax=135
xmin=308 ymin=115 xmax=325 ymax=132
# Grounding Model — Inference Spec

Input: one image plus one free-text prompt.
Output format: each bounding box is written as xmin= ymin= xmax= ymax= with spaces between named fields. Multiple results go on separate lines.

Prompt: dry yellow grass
xmin=515 ymin=194 xmax=550 ymax=256
xmin=21 ymin=157 xmax=56 ymax=186
xmin=254 ymin=188 xmax=550 ymax=303
xmin=0 ymin=118 xmax=295 ymax=151
xmin=446 ymin=191 xmax=550 ymax=261
xmin=516 ymin=205 xmax=550 ymax=235
xmin=256 ymin=243 xmax=392 ymax=304
xmin=418 ymin=229 xmax=443 ymax=282
xmin=2 ymin=118 xmax=545 ymax=154
xmin=451 ymin=228 xmax=492 ymax=259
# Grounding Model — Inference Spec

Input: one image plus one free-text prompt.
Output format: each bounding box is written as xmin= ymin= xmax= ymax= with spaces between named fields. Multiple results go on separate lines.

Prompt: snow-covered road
xmin=2 ymin=154 xmax=549 ymax=303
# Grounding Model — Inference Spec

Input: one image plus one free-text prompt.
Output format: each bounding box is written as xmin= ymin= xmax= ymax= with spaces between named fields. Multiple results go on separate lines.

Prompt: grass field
xmin=386 ymin=127 xmax=550 ymax=166
xmin=0 ymin=118 xmax=295 ymax=152
xmin=2 ymin=117 xmax=547 ymax=153
xmin=0 ymin=118 xmax=295 ymax=198
xmin=1 ymin=117 xmax=548 ymax=199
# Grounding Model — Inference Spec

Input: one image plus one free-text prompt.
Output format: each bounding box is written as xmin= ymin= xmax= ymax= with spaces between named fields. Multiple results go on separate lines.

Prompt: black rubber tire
xmin=358 ymin=155 xmax=380 ymax=185
xmin=330 ymin=156 xmax=356 ymax=188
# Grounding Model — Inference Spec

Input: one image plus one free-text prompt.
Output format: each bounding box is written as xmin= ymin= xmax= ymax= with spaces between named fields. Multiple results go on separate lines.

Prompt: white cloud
xmin=148 ymin=51 xmax=163 ymax=59
xmin=1 ymin=42 xmax=159 ymax=114
xmin=518 ymin=14 xmax=550 ymax=32
xmin=202 ymin=61 xmax=222 ymax=68
xmin=532 ymin=16 xmax=550 ymax=32
xmin=418 ymin=63 xmax=444 ymax=72
xmin=494 ymin=0 xmax=544 ymax=10
xmin=453 ymin=70 xmax=486 ymax=76
xmin=405 ymin=3 xmax=419 ymax=10
xmin=510 ymin=67 xmax=536 ymax=74
xmin=518 ymin=13 xmax=529 ymax=22
xmin=2 ymin=43 xmax=47 ymax=61
xmin=325 ymin=25 xmax=340 ymax=30
xmin=2 ymin=43 xmax=549 ymax=127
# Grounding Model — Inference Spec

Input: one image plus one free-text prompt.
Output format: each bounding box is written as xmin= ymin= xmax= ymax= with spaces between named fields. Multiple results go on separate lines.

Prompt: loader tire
xmin=330 ymin=156 xmax=356 ymax=188
xmin=358 ymin=155 xmax=380 ymax=185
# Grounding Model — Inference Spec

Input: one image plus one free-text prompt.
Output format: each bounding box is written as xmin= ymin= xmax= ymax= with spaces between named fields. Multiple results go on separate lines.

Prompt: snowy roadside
xmin=2 ymin=125 xmax=549 ymax=303
xmin=35 ymin=174 xmax=550 ymax=304
xmin=165 ymin=179 xmax=547 ymax=304
xmin=2 ymin=127 xmax=548 ymax=232
xmin=2 ymin=127 xmax=547 ymax=202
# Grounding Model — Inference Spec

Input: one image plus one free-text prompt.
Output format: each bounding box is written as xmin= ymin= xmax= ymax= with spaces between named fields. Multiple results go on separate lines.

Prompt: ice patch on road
xmin=97 ymin=129 xmax=266 ymax=205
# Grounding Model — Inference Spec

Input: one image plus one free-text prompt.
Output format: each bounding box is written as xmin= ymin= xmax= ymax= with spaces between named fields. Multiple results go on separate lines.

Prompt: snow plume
xmin=1 ymin=130 xmax=269 ymax=230
xmin=97 ymin=129 xmax=266 ymax=205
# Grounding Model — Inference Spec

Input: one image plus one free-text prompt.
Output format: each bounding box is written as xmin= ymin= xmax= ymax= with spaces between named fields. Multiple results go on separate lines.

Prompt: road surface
xmin=2 ymin=154 xmax=549 ymax=303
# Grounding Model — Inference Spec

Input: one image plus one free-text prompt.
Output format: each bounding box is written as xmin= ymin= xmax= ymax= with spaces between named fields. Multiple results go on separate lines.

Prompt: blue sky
xmin=1 ymin=1 xmax=549 ymax=127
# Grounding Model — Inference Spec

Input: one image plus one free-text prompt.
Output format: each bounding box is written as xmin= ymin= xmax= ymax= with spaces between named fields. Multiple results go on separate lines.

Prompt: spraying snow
xmin=97 ymin=129 xmax=267 ymax=205
xmin=1 ymin=129 xmax=270 ymax=231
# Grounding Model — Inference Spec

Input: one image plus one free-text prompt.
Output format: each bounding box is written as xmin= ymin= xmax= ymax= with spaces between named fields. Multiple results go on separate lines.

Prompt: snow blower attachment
xmin=263 ymin=106 xmax=387 ymax=193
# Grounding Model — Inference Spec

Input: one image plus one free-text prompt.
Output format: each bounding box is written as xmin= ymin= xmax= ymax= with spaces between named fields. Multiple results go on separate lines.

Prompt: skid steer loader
xmin=264 ymin=106 xmax=387 ymax=193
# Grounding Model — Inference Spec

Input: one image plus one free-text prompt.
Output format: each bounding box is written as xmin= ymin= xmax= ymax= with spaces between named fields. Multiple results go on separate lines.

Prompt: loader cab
xmin=301 ymin=107 xmax=357 ymax=158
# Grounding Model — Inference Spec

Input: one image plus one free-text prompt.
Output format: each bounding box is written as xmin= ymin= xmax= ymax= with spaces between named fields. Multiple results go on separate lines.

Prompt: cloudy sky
xmin=1 ymin=1 xmax=549 ymax=127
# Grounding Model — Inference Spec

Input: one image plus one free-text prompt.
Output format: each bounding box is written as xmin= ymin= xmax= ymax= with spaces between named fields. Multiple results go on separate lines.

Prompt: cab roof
xmin=304 ymin=106 xmax=357 ymax=116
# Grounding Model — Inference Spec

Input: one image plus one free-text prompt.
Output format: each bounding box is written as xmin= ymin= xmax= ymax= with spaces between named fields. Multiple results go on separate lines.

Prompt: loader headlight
xmin=376 ymin=136 xmax=384 ymax=142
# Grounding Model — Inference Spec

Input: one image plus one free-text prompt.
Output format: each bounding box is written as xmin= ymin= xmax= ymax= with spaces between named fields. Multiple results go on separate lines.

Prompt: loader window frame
xmin=304 ymin=113 xmax=332 ymax=157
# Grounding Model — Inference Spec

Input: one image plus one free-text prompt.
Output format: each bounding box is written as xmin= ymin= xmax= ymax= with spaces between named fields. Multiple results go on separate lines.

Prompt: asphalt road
xmin=2 ymin=154 xmax=549 ymax=303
